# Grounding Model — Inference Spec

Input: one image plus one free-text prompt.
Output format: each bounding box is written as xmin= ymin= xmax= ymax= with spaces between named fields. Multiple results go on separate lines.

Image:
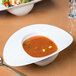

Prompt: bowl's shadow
xmin=32 ymin=0 xmax=56 ymax=11
xmin=0 ymin=11 xmax=8 ymax=17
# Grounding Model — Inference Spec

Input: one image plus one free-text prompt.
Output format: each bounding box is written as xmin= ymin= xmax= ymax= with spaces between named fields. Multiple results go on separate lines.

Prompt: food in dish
xmin=23 ymin=36 xmax=58 ymax=57
xmin=2 ymin=0 xmax=32 ymax=7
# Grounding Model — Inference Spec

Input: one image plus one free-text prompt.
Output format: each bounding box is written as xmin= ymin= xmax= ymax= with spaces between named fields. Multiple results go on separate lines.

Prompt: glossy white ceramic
xmin=3 ymin=24 xmax=73 ymax=66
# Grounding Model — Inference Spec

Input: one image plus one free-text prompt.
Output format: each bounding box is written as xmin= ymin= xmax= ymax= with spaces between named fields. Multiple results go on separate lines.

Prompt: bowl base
xmin=35 ymin=53 xmax=59 ymax=66
xmin=7 ymin=4 xmax=34 ymax=16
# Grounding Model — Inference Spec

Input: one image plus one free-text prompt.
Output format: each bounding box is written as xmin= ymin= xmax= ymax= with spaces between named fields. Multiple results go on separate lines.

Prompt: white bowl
xmin=0 ymin=0 xmax=41 ymax=16
xmin=3 ymin=24 xmax=73 ymax=66
xmin=35 ymin=53 xmax=59 ymax=66
xmin=7 ymin=4 xmax=34 ymax=16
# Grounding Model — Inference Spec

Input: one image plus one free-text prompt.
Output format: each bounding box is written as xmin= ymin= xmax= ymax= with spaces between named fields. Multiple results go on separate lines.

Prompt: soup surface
xmin=23 ymin=36 xmax=58 ymax=57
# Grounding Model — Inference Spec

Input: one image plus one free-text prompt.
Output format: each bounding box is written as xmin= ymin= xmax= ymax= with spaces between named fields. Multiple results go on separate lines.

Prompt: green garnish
xmin=2 ymin=0 xmax=9 ymax=5
xmin=27 ymin=46 xmax=30 ymax=48
xmin=23 ymin=0 xmax=32 ymax=3
xmin=2 ymin=0 xmax=33 ymax=7
xmin=24 ymin=43 xmax=27 ymax=46
xmin=48 ymin=41 xmax=50 ymax=44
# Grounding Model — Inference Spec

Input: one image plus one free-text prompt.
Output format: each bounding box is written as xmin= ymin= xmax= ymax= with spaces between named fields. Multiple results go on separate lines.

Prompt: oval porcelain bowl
xmin=0 ymin=0 xmax=41 ymax=16
xmin=3 ymin=24 xmax=73 ymax=66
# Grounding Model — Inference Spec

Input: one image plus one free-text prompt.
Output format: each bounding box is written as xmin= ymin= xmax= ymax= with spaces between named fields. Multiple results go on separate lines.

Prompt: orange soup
xmin=23 ymin=36 xmax=58 ymax=57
